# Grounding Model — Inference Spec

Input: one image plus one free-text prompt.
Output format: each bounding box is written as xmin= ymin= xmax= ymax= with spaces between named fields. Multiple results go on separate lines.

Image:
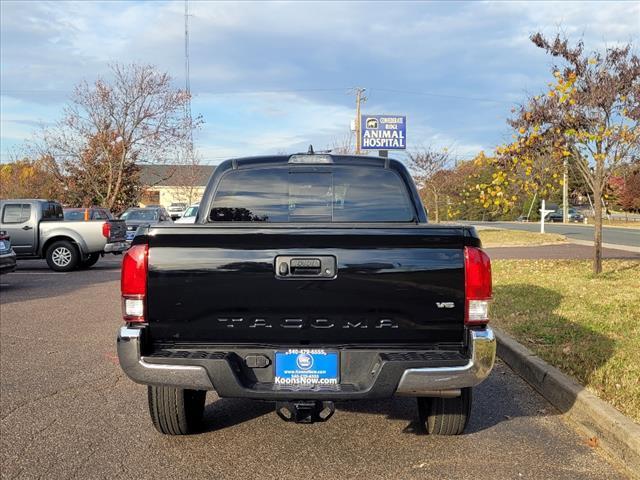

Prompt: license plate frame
xmin=274 ymin=349 xmax=339 ymax=388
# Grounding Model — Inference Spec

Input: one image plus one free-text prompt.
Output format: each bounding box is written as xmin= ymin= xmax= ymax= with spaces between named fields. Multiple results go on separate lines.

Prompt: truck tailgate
xmin=107 ymin=219 xmax=127 ymax=242
xmin=145 ymin=226 xmax=468 ymax=347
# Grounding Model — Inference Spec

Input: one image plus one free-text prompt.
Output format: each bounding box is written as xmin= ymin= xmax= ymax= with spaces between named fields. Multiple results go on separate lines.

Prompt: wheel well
xmin=41 ymin=236 xmax=79 ymax=257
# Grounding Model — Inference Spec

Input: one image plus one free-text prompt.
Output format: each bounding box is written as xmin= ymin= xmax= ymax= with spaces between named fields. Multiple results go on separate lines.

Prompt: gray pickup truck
xmin=0 ymin=199 xmax=127 ymax=271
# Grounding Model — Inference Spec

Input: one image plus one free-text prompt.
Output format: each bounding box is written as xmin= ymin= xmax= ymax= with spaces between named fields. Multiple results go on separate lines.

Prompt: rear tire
xmin=79 ymin=253 xmax=100 ymax=269
xmin=417 ymin=387 xmax=472 ymax=435
xmin=45 ymin=240 xmax=79 ymax=272
xmin=147 ymin=386 xmax=206 ymax=435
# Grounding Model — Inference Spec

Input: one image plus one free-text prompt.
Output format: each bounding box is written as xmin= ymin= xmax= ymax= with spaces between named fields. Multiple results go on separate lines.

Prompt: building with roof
xmin=138 ymin=164 xmax=215 ymax=207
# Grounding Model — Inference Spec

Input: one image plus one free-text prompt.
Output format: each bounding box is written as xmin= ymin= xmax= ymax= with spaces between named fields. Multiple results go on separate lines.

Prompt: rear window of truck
xmin=41 ymin=202 xmax=64 ymax=220
xmin=209 ymin=166 xmax=414 ymax=223
xmin=64 ymin=209 xmax=86 ymax=221
xmin=127 ymin=210 xmax=159 ymax=221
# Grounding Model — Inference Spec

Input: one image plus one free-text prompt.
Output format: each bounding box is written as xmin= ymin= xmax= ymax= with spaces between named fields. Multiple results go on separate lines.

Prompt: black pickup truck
xmin=117 ymin=153 xmax=495 ymax=435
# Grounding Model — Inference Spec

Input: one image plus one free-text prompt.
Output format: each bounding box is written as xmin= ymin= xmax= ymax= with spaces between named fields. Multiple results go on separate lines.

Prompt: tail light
xmin=464 ymin=246 xmax=492 ymax=325
xmin=102 ymin=222 xmax=111 ymax=239
xmin=121 ymin=244 xmax=148 ymax=322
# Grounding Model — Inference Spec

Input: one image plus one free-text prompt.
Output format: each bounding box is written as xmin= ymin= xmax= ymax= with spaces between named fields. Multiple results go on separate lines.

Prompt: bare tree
xmin=407 ymin=147 xmax=453 ymax=223
xmin=171 ymin=149 xmax=207 ymax=205
xmin=330 ymin=133 xmax=355 ymax=154
xmin=33 ymin=63 xmax=201 ymax=210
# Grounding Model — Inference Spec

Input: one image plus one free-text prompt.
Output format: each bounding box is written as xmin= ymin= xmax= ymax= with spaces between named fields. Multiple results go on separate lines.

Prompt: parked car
xmin=167 ymin=202 xmax=188 ymax=220
xmin=0 ymin=199 xmax=127 ymax=272
xmin=546 ymin=208 xmax=584 ymax=223
xmin=121 ymin=207 xmax=173 ymax=243
xmin=117 ymin=153 xmax=496 ymax=436
xmin=174 ymin=203 xmax=199 ymax=224
xmin=0 ymin=230 xmax=17 ymax=275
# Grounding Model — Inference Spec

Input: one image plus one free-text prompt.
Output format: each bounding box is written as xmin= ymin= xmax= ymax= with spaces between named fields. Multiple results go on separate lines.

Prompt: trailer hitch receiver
xmin=276 ymin=400 xmax=335 ymax=423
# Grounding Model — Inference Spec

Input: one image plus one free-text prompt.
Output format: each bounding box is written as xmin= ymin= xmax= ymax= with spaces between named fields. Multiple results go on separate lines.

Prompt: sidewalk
xmin=567 ymin=238 xmax=640 ymax=254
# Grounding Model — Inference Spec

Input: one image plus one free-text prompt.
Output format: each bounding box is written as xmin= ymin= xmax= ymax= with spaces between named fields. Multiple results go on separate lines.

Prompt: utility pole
xmin=562 ymin=157 xmax=569 ymax=223
xmin=184 ymin=0 xmax=193 ymax=154
xmin=183 ymin=0 xmax=196 ymax=203
xmin=352 ymin=87 xmax=366 ymax=155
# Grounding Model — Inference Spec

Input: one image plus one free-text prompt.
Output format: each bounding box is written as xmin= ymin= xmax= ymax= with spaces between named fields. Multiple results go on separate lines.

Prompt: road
xmin=468 ymin=221 xmax=639 ymax=248
xmin=0 ymin=257 xmax=627 ymax=480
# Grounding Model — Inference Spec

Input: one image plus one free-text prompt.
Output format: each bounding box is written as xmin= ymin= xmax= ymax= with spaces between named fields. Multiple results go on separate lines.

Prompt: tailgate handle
xmin=290 ymin=258 xmax=321 ymax=275
xmin=276 ymin=256 xmax=336 ymax=279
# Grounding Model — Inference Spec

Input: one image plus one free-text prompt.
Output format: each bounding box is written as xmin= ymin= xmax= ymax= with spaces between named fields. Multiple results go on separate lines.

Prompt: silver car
xmin=174 ymin=203 xmax=199 ymax=224
xmin=0 ymin=230 xmax=17 ymax=274
xmin=121 ymin=207 xmax=173 ymax=243
xmin=167 ymin=202 xmax=188 ymax=220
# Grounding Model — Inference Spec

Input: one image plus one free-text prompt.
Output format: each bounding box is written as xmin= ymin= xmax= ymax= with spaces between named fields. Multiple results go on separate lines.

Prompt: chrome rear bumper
xmin=117 ymin=327 xmax=214 ymax=390
xmin=117 ymin=326 xmax=496 ymax=397
xmin=104 ymin=241 xmax=128 ymax=254
xmin=394 ymin=328 xmax=496 ymax=395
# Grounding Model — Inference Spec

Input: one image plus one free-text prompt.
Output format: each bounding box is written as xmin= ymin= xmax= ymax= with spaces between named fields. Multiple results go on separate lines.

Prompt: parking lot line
xmin=10 ymin=272 xmax=69 ymax=275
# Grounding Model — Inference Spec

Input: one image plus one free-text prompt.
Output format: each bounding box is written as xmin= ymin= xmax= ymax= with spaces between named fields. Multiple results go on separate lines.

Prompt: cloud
xmin=1 ymin=0 xmax=638 ymax=162
xmin=192 ymin=91 xmax=356 ymax=162
xmin=0 ymin=95 xmax=64 ymax=159
xmin=484 ymin=1 xmax=640 ymax=47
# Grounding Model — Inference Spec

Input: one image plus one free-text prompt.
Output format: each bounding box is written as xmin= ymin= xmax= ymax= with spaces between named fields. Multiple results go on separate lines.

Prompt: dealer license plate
xmin=275 ymin=349 xmax=339 ymax=387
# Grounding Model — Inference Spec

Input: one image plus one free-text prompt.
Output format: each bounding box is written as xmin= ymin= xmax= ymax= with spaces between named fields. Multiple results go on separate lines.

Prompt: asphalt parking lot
xmin=0 ymin=257 xmax=627 ymax=479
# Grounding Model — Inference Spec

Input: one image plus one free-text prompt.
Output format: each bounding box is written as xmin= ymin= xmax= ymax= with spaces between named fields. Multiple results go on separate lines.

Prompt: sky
xmin=1 ymin=0 xmax=639 ymax=165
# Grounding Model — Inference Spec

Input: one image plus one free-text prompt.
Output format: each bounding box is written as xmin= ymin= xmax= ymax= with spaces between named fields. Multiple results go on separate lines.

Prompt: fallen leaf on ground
xmin=586 ymin=436 xmax=599 ymax=448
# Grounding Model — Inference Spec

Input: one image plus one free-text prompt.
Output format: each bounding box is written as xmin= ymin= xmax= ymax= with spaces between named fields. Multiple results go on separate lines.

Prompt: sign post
xmin=360 ymin=115 xmax=406 ymax=151
xmin=539 ymin=199 xmax=554 ymax=234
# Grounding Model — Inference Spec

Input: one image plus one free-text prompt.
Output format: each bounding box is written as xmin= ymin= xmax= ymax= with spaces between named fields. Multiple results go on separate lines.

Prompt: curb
xmin=483 ymin=241 xmax=568 ymax=248
xmin=494 ymin=327 xmax=640 ymax=479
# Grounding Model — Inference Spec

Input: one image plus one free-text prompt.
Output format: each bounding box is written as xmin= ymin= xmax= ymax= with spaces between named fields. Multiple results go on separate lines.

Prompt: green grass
xmin=478 ymin=229 xmax=567 ymax=247
xmin=491 ymin=259 xmax=640 ymax=422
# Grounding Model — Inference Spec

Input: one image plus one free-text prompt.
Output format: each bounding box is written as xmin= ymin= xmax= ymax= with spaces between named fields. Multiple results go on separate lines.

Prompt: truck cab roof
xmin=222 ymin=153 xmax=398 ymax=170
xmin=199 ymin=154 xmax=426 ymax=224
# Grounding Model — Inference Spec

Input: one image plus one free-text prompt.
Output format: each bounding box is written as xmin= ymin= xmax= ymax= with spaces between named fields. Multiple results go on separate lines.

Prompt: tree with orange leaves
xmin=511 ymin=34 xmax=639 ymax=273
xmin=468 ymin=34 xmax=638 ymax=273
xmin=0 ymin=155 xmax=64 ymax=200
